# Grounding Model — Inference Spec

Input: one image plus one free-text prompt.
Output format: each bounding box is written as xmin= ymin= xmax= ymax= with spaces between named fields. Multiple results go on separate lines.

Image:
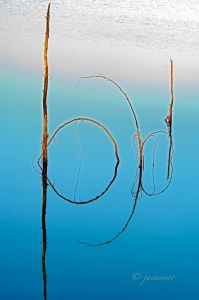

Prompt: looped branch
xmin=38 ymin=118 xmax=120 ymax=205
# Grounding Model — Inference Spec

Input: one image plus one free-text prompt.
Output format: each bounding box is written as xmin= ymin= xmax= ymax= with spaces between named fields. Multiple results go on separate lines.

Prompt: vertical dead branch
xmin=169 ymin=59 xmax=174 ymax=137
xmin=41 ymin=4 xmax=50 ymax=300
xmin=42 ymin=3 xmax=50 ymax=167
xmin=167 ymin=59 xmax=174 ymax=179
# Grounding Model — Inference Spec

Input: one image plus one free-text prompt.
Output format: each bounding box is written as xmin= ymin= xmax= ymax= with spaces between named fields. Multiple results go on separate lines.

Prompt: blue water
xmin=1 ymin=1 xmax=199 ymax=299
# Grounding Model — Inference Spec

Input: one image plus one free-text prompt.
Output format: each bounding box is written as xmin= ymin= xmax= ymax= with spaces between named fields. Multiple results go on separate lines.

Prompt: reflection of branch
xmin=79 ymin=198 xmax=138 ymax=247
xmin=42 ymin=163 xmax=47 ymax=300
xmin=38 ymin=118 xmax=120 ymax=204
xmin=138 ymin=131 xmax=173 ymax=197
xmin=73 ymin=161 xmax=82 ymax=202
xmin=167 ymin=136 xmax=173 ymax=179
xmin=151 ymin=135 xmax=157 ymax=194
xmin=79 ymin=155 xmax=143 ymax=247
xmin=141 ymin=163 xmax=173 ymax=197
xmin=48 ymin=161 xmax=119 ymax=204
xmin=74 ymin=121 xmax=82 ymax=201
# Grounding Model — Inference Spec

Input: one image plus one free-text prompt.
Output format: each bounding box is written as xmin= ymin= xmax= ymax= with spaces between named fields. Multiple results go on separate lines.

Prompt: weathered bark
xmin=42 ymin=3 xmax=50 ymax=167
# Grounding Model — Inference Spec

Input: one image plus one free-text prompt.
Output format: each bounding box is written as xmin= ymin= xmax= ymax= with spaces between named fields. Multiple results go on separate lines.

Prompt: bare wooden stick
xmin=167 ymin=59 xmax=174 ymax=179
xmin=42 ymin=3 xmax=50 ymax=167
xmin=169 ymin=59 xmax=174 ymax=137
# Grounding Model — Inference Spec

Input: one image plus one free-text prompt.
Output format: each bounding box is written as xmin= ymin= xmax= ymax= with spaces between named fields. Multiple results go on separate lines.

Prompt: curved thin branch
xmin=142 ymin=130 xmax=169 ymax=147
xmin=38 ymin=118 xmax=120 ymax=204
xmin=48 ymin=117 xmax=119 ymax=161
xmin=80 ymin=74 xmax=142 ymax=150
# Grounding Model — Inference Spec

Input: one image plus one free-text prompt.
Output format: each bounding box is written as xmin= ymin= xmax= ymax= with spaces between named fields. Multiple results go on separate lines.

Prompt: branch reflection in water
xmin=78 ymin=60 xmax=174 ymax=247
xmin=41 ymin=164 xmax=47 ymax=300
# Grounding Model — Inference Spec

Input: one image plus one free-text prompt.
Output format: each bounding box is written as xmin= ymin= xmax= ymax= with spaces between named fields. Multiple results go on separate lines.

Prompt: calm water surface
xmin=0 ymin=1 xmax=199 ymax=299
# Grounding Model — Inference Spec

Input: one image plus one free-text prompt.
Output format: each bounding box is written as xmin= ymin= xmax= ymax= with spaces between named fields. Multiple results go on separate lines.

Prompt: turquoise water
xmin=1 ymin=64 xmax=199 ymax=299
xmin=1 ymin=1 xmax=199 ymax=299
